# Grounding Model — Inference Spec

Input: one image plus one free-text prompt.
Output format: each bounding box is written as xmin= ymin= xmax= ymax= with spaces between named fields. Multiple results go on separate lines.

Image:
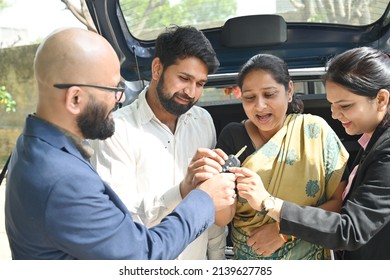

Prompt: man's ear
xmin=65 ymin=87 xmax=83 ymax=115
xmin=377 ymin=89 xmax=389 ymax=112
xmin=151 ymin=57 xmax=163 ymax=81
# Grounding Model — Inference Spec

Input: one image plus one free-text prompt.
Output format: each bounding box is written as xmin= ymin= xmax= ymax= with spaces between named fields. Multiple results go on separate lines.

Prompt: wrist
xmin=277 ymin=222 xmax=294 ymax=242
xmin=179 ymin=180 xmax=191 ymax=198
xmin=265 ymin=197 xmax=283 ymax=222
xmin=276 ymin=222 xmax=295 ymax=243
xmin=258 ymin=195 xmax=276 ymax=216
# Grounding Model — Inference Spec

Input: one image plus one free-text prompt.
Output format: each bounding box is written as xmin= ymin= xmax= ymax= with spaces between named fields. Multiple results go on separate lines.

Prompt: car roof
xmin=86 ymin=0 xmax=390 ymax=86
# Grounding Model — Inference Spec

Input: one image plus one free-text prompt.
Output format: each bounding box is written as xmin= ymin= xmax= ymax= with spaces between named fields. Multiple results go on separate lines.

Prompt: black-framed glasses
xmin=53 ymin=83 xmax=125 ymax=102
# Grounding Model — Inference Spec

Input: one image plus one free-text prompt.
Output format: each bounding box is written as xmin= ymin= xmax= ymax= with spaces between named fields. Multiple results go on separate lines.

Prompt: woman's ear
xmin=65 ymin=87 xmax=83 ymax=115
xmin=377 ymin=89 xmax=389 ymax=112
xmin=287 ymin=80 xmax=294 ymax=102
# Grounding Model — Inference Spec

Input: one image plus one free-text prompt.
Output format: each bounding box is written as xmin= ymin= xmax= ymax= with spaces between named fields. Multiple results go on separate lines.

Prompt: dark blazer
xmin=280 ymin=125 xmax=390 ymax=259
xmin=5 ymin=115 xmax=213 ymax=260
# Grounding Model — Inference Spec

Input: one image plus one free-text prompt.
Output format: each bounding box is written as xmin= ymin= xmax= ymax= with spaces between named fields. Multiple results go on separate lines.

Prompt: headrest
xmin=221 ymin=14 xmax=287 ymax=47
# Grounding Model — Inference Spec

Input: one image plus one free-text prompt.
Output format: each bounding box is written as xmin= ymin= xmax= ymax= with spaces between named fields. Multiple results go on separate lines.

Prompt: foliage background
xmin=0 ymin=45 xmax=38 ymax=167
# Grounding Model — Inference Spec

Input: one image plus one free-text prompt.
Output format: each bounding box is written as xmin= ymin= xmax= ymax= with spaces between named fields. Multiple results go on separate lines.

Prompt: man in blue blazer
xmin=4 ymin=28 xmax=236 ymax=260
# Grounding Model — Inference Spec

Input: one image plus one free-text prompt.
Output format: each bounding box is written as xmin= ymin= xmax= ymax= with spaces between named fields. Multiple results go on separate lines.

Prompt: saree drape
xmin=232 ymin=114 xmax=349 ymax=259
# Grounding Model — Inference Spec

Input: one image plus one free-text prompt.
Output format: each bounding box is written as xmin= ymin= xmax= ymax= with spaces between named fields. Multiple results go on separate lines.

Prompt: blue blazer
xmin=5 ymin=115 xmax=213 ymax=259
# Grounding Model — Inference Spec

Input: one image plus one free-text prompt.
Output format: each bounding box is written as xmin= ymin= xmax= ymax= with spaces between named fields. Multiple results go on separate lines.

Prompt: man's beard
xmin=156 ymin=72 xmax=196 ymax=116
xmin=77 ymin=96 xmax=115 ymax=140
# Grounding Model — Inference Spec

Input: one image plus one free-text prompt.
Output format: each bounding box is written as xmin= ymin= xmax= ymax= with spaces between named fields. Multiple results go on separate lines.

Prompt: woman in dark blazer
xmin=230 ymin=46 xmax=390 ymax=259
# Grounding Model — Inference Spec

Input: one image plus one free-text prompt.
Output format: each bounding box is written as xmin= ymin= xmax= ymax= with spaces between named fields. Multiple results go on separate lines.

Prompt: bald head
xmin=34 ymin=28 xmax=120 ymax=87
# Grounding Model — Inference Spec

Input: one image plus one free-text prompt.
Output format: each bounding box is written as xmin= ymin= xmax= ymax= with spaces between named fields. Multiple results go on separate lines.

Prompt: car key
xmin=221 ymin=145 xmax=247 ymax=173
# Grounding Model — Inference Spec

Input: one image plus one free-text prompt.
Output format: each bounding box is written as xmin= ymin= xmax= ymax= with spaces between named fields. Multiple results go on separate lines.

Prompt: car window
xmin=198 ymin=67 xmax=326 ymax=106
xmin=119 ymin=0 xmax=389 ymax=41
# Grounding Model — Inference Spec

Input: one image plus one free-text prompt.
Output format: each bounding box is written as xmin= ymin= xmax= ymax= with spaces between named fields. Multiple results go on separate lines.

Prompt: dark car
xmin=85 ymin=0 xmax=390 ymax=257
xmin=85 ymin=0 xmax=389 ymax=163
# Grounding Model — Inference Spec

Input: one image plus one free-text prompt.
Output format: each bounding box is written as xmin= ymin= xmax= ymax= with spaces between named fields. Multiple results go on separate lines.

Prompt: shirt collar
xmin=358 ymin=133 xmax=371 ymax=150
xmin=137 ymin=86 xmax=155 ymax=125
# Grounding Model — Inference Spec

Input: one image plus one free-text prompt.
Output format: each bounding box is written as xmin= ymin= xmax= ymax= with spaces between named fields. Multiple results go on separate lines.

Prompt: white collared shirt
xmin=90 ymin=86 xmax=226 ymax=259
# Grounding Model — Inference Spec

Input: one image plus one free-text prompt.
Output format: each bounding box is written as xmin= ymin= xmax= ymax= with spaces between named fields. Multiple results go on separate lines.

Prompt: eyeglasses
xmin=53 ymin=83 xmax=125 ymax=102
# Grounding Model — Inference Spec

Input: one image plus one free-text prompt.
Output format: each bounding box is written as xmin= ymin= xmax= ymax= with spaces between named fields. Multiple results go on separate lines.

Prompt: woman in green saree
xmin=215 ymin=54 xmax=349 ymax=259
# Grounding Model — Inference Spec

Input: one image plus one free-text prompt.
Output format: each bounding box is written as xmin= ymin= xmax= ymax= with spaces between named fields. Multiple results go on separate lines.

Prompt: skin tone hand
xmin=229 ymin=166 xmax=268 ymax=211
xmin=180 ymin=148 xmax=228 ymax=198
xmin=229 ymin=166 xmax=284 ymax=256
xmin=247 ymin=222 xmax=285 ymax=256
xmin=197 ymin=172 xmax=237 ymax=211
xmin=215 ymin=166 xmax=267 ymax=227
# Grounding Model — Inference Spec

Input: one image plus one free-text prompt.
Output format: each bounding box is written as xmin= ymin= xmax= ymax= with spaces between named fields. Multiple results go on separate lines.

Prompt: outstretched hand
xmin=198 ymin=172 xmax=237 ymax=211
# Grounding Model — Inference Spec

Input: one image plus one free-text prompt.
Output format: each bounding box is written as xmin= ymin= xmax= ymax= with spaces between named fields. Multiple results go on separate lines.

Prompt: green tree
xmin=178 ymin=0 xmax=236 ymax=25
xmin=62 ymin=0 xmax=237 ymax=39
xmin=121 ymin=0 xmax=237 ymax=39
xmin=0 ymin=0 xmax=16 ymax=112
xmin=0 ymin=86 xmax=16 ymax=113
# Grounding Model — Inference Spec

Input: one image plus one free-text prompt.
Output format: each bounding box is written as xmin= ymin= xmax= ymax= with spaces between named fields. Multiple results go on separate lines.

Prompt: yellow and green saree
xmin=232 ymin=114 xmax=349 ymax=260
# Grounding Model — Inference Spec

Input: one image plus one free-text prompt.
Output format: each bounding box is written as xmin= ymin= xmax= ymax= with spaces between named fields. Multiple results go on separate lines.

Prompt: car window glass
xmin=119 ymin=0 xmax=389 ymax=40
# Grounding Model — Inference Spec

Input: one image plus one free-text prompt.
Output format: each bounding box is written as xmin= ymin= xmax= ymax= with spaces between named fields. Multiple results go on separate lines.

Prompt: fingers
xmin=198 ymin=173 xmax=237 ymax=211
xmin=227 ymin=166 xmax=254 ymax=176
xmin=212 ymin=148 xmax=229 ymax=161
xmin=189 ymin=157 xmax=223 ymax=175
xmin=249 ymin=242 xmax=277 ymax=257
xmin=246 ymin=240 xmax=269 ymax=256
xmin=253 ymin=248 xmax=274 ymax=257
xmin=228 ymin=167 xmax=258 ymax=186
xmin=235 ymin=174 xmax=262 ymax=210
xmin=247 ymin=223 xmax=285 ymax=257
xmin=182 ymin=148 xmax=227 ymax=194
xmin=191 ymin=148 xmax=227 ymax=166
xmin=186 ymin=148 xmax=231 ymax=187
xmin=188 ymin=158 xmax=224 ymax=188
xmin=187 ymin=149 xmax=227 ymax=180
xmin=228 ymin=167 xmax=269 ymax=211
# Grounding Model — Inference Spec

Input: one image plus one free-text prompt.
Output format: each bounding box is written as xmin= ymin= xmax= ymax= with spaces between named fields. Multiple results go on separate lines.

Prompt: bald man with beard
xmin=4 ymin=28 xmax=236 ymax=260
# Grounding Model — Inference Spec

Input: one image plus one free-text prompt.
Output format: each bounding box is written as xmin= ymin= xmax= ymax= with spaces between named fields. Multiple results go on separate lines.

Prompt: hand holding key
xmin=213 ymin=146 xmax=247 ymax=227
xmin=180 ymin=148 xmax=229 ymax=198
xmin=221 ymin=145 xmax=247 ymax=172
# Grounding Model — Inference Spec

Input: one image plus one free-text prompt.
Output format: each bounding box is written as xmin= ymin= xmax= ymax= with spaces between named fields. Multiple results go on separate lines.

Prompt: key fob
xmin=221 ymin=154 xmax=241 ymax=173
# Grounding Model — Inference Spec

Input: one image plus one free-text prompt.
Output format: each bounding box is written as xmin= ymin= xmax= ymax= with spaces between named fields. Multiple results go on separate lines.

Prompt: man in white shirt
xmin=90 ymin=25 xmax=227 ymax=259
